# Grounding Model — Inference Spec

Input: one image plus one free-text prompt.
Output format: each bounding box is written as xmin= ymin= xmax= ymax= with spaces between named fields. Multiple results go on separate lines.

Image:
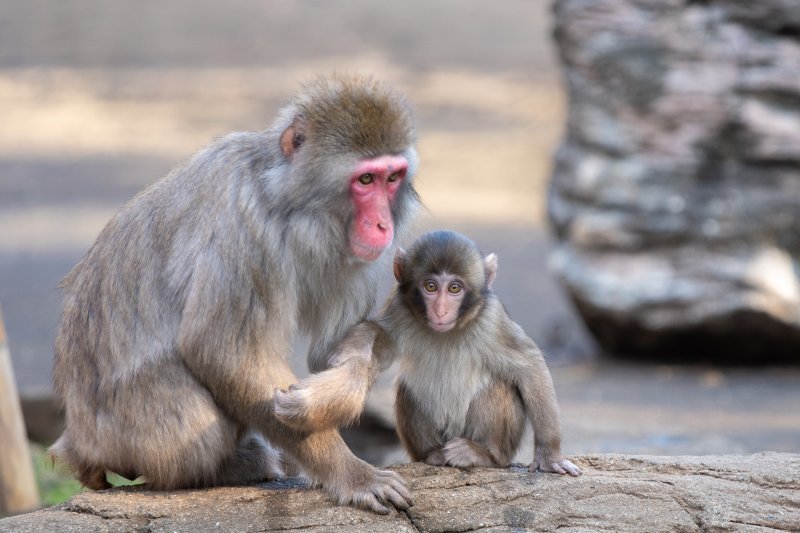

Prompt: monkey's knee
xmin=395 ymin=383 xmax=444 ymax=462
xmin=217 ymin=432 xmax=284 ymax=485
xmin=464 ymin=381 xmax=525 ymax=464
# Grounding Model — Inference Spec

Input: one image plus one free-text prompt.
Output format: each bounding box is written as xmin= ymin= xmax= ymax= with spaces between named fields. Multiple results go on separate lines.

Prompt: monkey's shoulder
xmin=485 ymin=297 xmax=541 ymax=346
xmin=171 ymin=131 xmax=278 ymax=188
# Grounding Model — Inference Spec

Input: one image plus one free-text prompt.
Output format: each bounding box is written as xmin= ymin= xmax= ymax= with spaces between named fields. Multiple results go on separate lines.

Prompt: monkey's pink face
xmin=420 ymin=273 xmax=466 ymax=332
xmin=348 ymin=155 xmax=408 ymax=261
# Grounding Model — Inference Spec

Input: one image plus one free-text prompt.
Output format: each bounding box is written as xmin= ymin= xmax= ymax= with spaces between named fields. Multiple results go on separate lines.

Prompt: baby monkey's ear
xmin=484 ymin=253 xmax=498 ymax=289
xmin=393 ymin=248 xmax=407 ymax=282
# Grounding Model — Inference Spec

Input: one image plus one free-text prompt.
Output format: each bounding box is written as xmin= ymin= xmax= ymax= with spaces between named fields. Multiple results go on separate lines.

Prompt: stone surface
xmin=550 ymin=0 xmax=800 ymax=360
xmin=2 ymin=453 xmax=798 ymax=532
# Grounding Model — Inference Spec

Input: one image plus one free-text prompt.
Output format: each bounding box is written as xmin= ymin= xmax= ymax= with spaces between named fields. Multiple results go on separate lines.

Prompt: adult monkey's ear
xmin=393 ymin=248 xmax=407 ymax=282
xmin=484 ymin=253 xmax=498 ymax=289
xmin=280 ymin=115 xmax=307 ymax=160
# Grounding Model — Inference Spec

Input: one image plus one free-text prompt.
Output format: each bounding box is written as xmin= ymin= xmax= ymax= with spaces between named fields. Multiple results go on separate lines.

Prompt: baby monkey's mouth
xmin=430 ymin=320 xmax=457 ymax=332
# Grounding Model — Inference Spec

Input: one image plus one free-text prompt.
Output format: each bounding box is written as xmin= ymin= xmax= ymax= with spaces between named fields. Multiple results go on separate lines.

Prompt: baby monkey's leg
xmin=443 ymin=380 xmax=525 ymax=468
xmin=395 ymin=382 xmax=447 ymax=465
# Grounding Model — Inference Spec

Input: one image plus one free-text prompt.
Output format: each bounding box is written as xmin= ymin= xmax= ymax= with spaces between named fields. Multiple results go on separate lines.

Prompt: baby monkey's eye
xmin=447 ymin=282 xmax=463 ymax=294
xmin=357 ymin=173 xmax=375 ymax=185
xmin=423 ymin=280 xmax=438 ymax=293
xmin=387 ymin=170 xmax=403 ymax=182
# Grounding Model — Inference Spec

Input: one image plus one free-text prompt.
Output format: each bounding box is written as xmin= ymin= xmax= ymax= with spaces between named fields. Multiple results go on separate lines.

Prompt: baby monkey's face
xmin=419 ymin=272 xmax=467 ymax=332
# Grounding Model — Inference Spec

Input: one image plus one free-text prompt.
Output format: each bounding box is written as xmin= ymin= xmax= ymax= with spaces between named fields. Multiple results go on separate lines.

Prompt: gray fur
xmin=384 ymin=231 xmax=581 ymax=473
xmin=394 ymin=315 xmax=494 ymax=440
xmin=50 ymin=74 xmax=419 ymax=512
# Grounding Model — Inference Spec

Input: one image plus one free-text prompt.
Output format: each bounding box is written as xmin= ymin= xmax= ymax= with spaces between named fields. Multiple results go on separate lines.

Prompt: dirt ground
xmin=1 ymin=1 xmax=798 ymax=459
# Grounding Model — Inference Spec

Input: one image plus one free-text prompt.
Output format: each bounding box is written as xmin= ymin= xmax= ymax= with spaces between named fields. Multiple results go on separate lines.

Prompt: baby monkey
xmin=382 ymin=230 xmax=581 ymax=475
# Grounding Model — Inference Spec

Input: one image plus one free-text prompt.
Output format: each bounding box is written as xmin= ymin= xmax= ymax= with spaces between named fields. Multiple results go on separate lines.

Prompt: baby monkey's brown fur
xmin=386 ymin=231 xmax=580 ymax=473
xmin=396 ymin=380 xmax=525 ymax=467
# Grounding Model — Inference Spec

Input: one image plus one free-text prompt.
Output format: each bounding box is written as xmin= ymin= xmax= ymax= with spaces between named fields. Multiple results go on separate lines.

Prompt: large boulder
xmin=549 ymin=0 xmax=800 ymax=360
xmin=1 ymin=453 xmax=798 ymax=532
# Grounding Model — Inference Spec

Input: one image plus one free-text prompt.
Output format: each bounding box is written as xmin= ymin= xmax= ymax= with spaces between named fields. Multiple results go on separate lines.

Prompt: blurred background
xmin=0 ymin=0 xmax=798 ymax=508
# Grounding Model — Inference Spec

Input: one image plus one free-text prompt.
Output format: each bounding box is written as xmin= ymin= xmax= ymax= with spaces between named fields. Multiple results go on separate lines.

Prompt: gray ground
xmin=1 ymin=1 xmax=798 ymax=461
xmin=5 ymin=454 xmax=799 ymax=532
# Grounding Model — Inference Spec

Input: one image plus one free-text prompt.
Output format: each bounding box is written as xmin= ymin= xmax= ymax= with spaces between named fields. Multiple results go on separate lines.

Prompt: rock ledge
xmin=2 ymin=453 xmax=798 ymax=532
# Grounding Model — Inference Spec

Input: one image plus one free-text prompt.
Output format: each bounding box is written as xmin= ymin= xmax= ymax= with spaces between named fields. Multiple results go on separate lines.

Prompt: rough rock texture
xmin=549 ymin=0 xmax=800 ymax=360
xmin=2 ymin=453 xmax=798 ymax=532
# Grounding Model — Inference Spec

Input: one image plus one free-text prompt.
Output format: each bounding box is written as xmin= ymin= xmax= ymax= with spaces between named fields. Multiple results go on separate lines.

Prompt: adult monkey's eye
xmin=358 ymin=173 xmax=374 ymax=185
xmin=387 ymin=171 xmax=402 ymax=183
xmin=447 ymin=282 xmax=463 ymax=294
xmin=423 ymin=280 xmax=438 ymax=293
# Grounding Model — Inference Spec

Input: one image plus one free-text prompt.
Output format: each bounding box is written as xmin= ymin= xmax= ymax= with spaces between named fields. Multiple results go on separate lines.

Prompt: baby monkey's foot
xmin=443 ymin=438 xmax=497 ymax=468
xmin=531 ymin=450 xmax=582 ymax=476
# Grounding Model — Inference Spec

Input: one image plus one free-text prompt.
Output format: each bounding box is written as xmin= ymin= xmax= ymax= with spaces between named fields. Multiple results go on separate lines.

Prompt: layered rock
xmin=1 ymin=453 xmax=798 ymax=532
xmin=549 ymin=0 xmax=800 ymax=360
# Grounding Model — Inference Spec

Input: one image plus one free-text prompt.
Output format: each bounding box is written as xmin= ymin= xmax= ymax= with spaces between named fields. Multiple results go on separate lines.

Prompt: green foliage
xmin=29 ymin=443 xmax=145 ymax=507
xmin=106 ymin=472 xmax=145 ymax=487
xmin=29 ymin=443 xmax=83 ymax=507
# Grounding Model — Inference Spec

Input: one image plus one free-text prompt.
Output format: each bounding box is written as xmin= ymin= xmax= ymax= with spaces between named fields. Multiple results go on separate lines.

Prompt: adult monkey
xmin=51 ymin=74 xmax=418 ymax=514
